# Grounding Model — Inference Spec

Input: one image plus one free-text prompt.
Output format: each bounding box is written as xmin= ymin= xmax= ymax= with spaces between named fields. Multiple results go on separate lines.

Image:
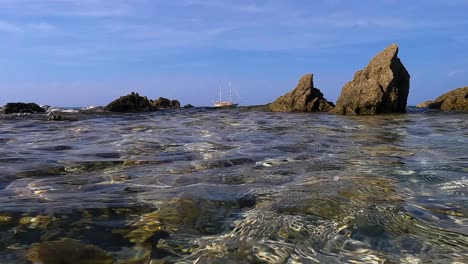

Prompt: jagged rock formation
xmin=417 ymin=87 xmax=468 ymax=111
xmin=332 ymin=44 xmax=410 ymax=115
xmin=0 ymin=102 xmax=45 ymax=114
xmin=105 ymin=92 xmax=154 ymax=112
xmin=269 ymin=74 xmax=335 ymax=112
xmin=104 ymin=92 xmax=181 ymax=112
xmin=151 ymin=97 xmax=180 ymax=109
xmin=170 ymin=100 xmax=181 ymax=108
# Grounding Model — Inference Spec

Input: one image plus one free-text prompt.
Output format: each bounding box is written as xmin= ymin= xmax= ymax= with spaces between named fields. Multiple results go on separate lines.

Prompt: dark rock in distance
xmin=171 ymin=100 xmax=181 ymax=108
xmin=419 ymin=87 xmax=468 ymax=111
xmin=48 ymin=115 xmax=78 ymax=122
xmin=332 ymin=44 xmax=410 ymax=115
xmin=151 ymin=97 xmax=181 ymax=109
xmin=105 ymin=93 xmax=182 ymax=112
xmin=105 ymin=92 xmax=154 ymax=112
xmin=1 ymin=102 xmax=46 ymax=114
xmin=269 ymin=74 xmax=335 ymax=112
xmin=416 ymin=100 xmax=435 ymax=108
xmin=183 ymin=104 xmax=194 ymax=109
xmin=151 ymin=97 xmax=171 ymax=109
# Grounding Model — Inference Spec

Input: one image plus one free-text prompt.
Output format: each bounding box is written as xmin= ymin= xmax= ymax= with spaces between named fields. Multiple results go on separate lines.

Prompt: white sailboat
xmin=214 ymin=81 xmax=238 ymax=107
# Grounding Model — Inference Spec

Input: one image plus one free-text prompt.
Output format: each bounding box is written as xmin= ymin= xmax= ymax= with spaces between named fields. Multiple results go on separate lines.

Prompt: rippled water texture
xmin=0 ymin=107 xmax=467 ymax=263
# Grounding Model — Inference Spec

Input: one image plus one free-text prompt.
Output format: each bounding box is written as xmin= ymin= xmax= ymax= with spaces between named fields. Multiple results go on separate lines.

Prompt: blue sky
xmin=0 ymin=0 xmax=467 ymax=107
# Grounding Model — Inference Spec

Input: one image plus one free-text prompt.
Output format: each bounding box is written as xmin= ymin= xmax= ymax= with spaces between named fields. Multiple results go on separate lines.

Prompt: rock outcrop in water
xmin=0 ymin=102 xmax=45 ymax=114
xmin=416 ymin=100 xmax=435 ymax=108
xmin=105 ymin=92 xmax=181 ymax=112
xmin=105 ymin=92 xmax=153 ymax=112
xmin=151 ymin=97 xmax=181 ymax=109
xmin=332 ymin=44 xmax=410 ymax=115
xmin=269 ymin=74 xmax=335 ymax=112
xmin=417 ymin=87 xmax=468 ymax=111
xmin=48 ymin=114 xmax=79 ymax=122
xmin=171 ymin=100 xmax=181 ymax=108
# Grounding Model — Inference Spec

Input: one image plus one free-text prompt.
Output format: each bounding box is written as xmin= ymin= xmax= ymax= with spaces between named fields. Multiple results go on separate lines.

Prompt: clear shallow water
xmin=0 ymin=107 xmax=467 ymax=263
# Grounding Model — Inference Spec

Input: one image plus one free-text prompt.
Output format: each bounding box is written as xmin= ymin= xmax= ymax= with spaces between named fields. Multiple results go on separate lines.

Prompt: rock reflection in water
xmin=0 ymin=107 xmax=467 ymax=263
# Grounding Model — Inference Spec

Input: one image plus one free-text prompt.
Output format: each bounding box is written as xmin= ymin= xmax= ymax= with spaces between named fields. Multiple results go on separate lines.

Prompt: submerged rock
xmin=1 ymin=102 xmax=46 ymax=114
xmin=105 ymin=92 xmax=154 ymax=112
xmin=27 ymin=238 xmax=114 ymax=264
xmin=419 ymin=87 xmax=468 ymax=111
xmin=332 ymin=44 xmax=410 ymax=115
xmin=269 ymin=74 xmax=335 ymax=112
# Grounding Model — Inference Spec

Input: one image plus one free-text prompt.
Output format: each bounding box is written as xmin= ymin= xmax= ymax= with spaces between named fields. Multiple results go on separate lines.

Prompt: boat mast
xmin=219 ymin=86 xmax=222 ymax=101
xmin=229 ymin=81 xmax=232 ymax=102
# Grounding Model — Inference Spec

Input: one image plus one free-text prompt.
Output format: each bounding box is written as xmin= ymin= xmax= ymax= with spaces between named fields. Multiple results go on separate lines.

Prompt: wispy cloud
xmin=0 ymin=20 xmax=59 ymax=34
xmin=179 ymin=0 xmax=268 ymax=13
xmin=1 ymin=0 xmax=468 ymax=106
xmin=0 ymin=20 xmax=22 ymax=33
xmin=0 ymin=0 xmax=133 ymax=17
xmin=448 ymin=69 xmax=465 ymax=78
xmin=27 ymin=22 xmax=56 ymax=33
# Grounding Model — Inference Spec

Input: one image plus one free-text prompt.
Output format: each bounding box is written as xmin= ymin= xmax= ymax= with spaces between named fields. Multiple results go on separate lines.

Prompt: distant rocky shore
xmin=104 ymin=92 xmax=181 ymax=112
xmin=416 ymin=87 xmax=468 ymax=112
xmin=2 ymin=44 xmax=467 ymax=117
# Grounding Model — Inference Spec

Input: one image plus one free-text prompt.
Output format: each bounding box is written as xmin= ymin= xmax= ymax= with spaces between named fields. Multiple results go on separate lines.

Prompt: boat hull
xmin=213 ymin=101 xmax=238 ymax=107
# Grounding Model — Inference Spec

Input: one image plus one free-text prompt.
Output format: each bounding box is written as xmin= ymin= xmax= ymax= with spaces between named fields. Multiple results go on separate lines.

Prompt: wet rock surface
xmin=151 ymin=97 xmax=180 ymax=109
xmin=104 ymin=92 xmax=182 ymax=112
xmin=1 ymin=102 xmax=45 ymax=114
xmin=269 ymin=74 xmax=334 ymax=112
xmin=27 ymin=239 xmax=114 ymax=264
xmin=332 ymin=44 xmax=410 ymax=115
xmin=104 ymin=92 xmax=154 ymax=112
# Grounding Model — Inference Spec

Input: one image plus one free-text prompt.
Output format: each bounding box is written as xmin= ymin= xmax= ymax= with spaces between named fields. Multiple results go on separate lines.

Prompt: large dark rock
xmin=419 ymin=87 xmax=468 ymax=111
xmin=171 ymin=100 xmax=181 ymax=108
xmin=150 ymin=97 xmax=181 ymax=109
xmin=269 ymin=74 xmax=335 ymax=112
xmin=104 ymin=92 xmax=154 ymax=112
xmin=332 ymin=44 xmax=410 ymax=115
xmin=105 ymin=93 xmax=182 ymax=112
xmin=151 ymin=97 xmax=171 ymax=109
xmin=1 ymin=102 xmax=45 ymax=114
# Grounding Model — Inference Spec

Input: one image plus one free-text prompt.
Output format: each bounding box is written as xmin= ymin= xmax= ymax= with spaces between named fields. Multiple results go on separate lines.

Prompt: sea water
xmin=0 ymin=107 xmax=467 ymax=263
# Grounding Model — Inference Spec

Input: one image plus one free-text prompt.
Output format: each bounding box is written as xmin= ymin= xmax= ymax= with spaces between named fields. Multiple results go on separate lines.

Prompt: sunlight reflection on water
xmin=0 ymin=107 xmax=467 ymax=263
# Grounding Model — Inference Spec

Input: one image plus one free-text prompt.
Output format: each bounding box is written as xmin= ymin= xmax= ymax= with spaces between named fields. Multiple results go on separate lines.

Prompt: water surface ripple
xmin=0 ymin=107 xmax=467 ymax=263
